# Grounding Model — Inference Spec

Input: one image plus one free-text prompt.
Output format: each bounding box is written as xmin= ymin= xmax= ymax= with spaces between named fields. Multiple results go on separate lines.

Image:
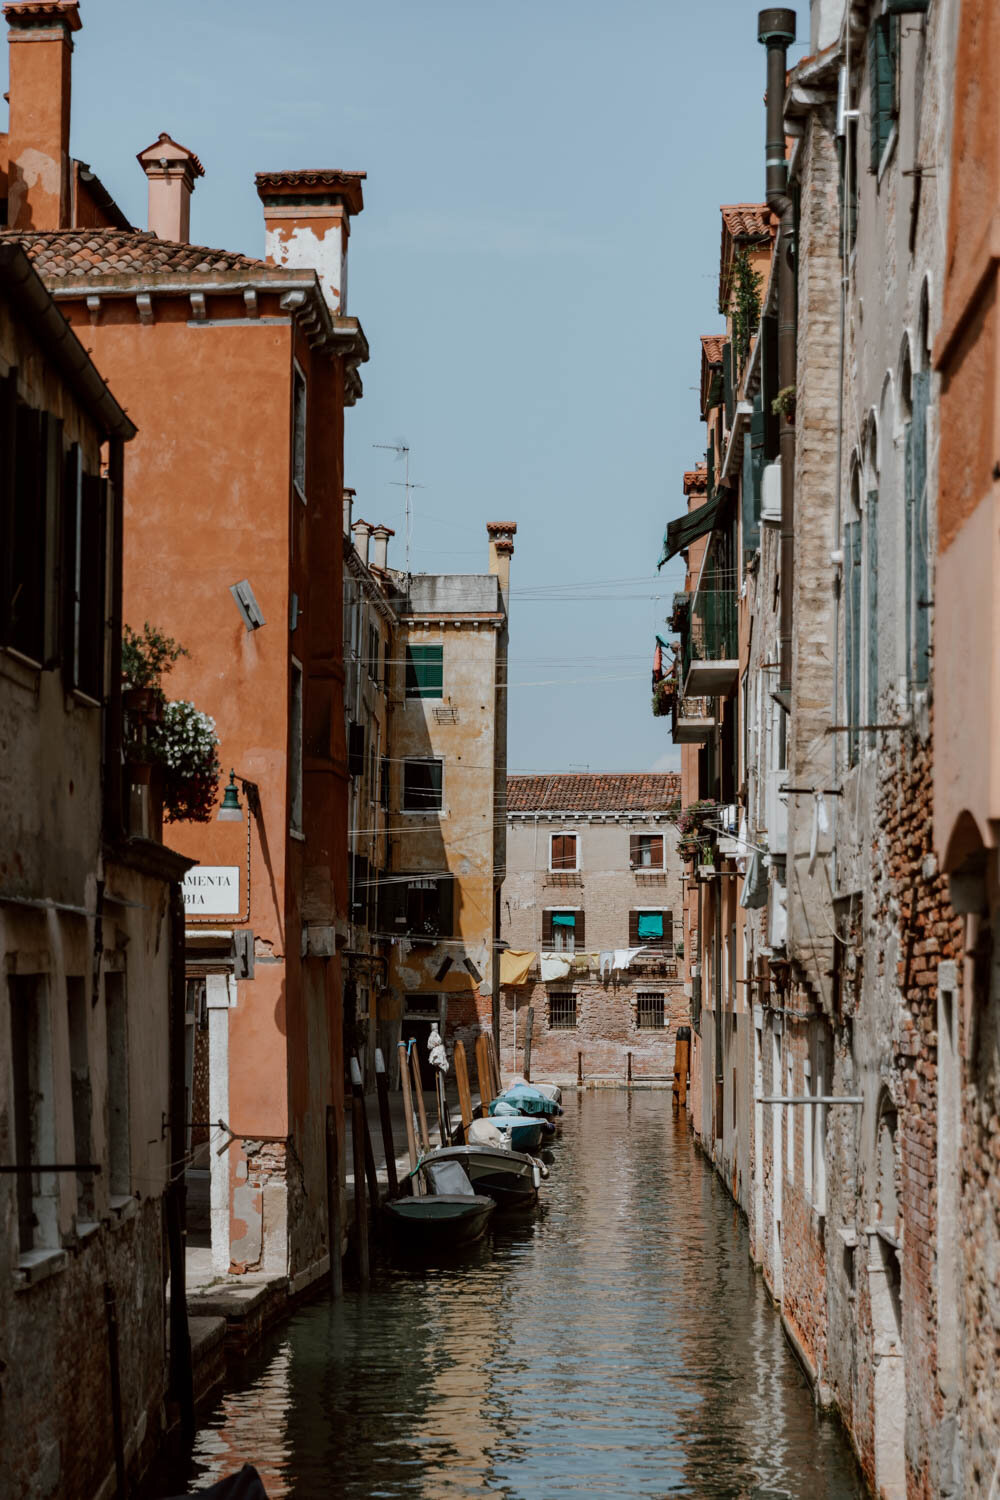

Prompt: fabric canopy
xmin=637 ymin=913 xmax=664 ymax=939
xmin=552 ymin=912 xmax=576 ymax=927
xmin=658 ymin=491 xmax=728 ymax=568
xmin=499 ymin=949 xmax=536 ymax=986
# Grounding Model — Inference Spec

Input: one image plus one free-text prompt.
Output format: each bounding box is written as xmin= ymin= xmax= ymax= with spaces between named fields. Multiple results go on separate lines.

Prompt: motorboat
xmin=508 ymin=1075 xmax=562 ymax=1106
xmin=489 ymin=1086 xmax=563 ymax=1121
xmin=384 ymin=1157 xmax=495 ymax=1248
xmin=422 ymin=1141 xmax=543 ymax=1212
xmin=477 ymin=1109 xmax=553 ymax=1153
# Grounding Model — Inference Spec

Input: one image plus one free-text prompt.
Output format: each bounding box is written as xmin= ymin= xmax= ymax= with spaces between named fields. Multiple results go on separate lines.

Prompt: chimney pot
xmin=254 ymin=169 xmax=365 ymax=314
xmin=343 ymin=487 xmax=355 ymax=537
xmin=486 ymin=521 xmax=517 ymax=599
xmin=371 ymin=524 xmax=394 ymax=572
xmin=4 ymin=1 xmax=81 ymax=230
xmin=136 ymin=131 xmax=204 ymax=244
xmin=352 ymin=518 xmax=373 ymax=568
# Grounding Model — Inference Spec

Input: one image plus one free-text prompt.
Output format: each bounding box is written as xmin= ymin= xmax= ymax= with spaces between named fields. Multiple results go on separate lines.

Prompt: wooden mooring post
xmin=577 ymin=1051 xmax=583 ymax=1086
xmin=674 ymin=1025 xmax=691 ymax=1110
xmin=325 ymin=1103 xmax=343 ymax=1297
xmin=486 ymin=1031 xmax=502 ymax=1097
xmin=349 ymin=1058 xmax=370 ymax=1284
xmin=627 ymin=1050 xmax=633 ymax=1087
xmin=475 ymin=1033 xmax=492 ymax=1116
xmin=453 ymin=1040 xmax=474 ymax=1141
xmin=523 ymin=1007 xmax=534 ymax=1083
xmin=397 ymin=1041 xmax=421 ymax=1191
xmin=374 ymin=1048 xmax=397 ymax=1199
xmin=410 ymin=1045 xmax=430 ymax=1152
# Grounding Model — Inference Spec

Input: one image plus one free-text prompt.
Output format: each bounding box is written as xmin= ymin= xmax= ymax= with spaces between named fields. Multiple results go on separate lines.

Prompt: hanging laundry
xmin=499 ymin=949 xmax=536 ymax=986
xmin=740 ymin=852 xmax=768 ymax=909
xmin=612 ymin=947 xmax=645 ymax=972
xmin=540 ymin=953 xmax=572 ymax=981
xmin=599 ymin=951 xmax=614 ymax=979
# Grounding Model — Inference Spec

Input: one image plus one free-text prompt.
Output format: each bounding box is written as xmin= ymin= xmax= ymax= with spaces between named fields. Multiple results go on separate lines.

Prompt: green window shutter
xmin=405 ymin=643 xmax=443 ymax=698
xmin=904 ymin=417 xmax=915 ymax=682
xmin=760 ymin=315 xmax=780 ymax=460
xmin=706 ymin=438 xmax=715 ymax=497
xmin=869 ymin=18 xmax=894 ymax=173
xmin=846 ymin=520 xmax=862 ymax=766
xmin=866 ymin=490 xmax=879 ymax=731
xmin=722 ymin=342 xmax=734 ymax=427
xmin=742 ymin=396 xmax=765 ymax=554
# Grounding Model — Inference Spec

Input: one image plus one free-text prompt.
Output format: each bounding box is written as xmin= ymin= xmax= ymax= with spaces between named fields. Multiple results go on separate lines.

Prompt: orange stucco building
xmin=1 ymin=0 xmax=367 ymax=1286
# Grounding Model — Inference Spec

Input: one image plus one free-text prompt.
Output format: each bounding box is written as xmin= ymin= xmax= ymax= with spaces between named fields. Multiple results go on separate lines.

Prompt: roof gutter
xmin=0 ymin=242 xmax=136 ymax=442
xmin=758 ymin=7 xmax=797 ymax=713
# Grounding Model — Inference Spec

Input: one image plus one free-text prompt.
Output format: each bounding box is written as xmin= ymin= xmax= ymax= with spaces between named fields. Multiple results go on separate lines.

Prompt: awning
xmin=657 ymin=491 xmax=728 ymax=568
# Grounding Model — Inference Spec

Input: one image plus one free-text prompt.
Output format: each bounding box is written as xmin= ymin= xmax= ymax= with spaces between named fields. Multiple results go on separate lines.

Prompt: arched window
xmin=907 ymin=291 xmax=932 ymax=688
xmin=864 ymin=415 xmax=880 ymax=739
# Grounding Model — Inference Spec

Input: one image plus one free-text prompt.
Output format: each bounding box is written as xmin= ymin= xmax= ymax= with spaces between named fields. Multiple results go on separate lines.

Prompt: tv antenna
xmin=373 ymin=441 xmax=424 ymax=573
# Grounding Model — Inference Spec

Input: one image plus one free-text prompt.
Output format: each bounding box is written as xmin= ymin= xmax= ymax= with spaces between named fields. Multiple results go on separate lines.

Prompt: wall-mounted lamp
xmin=217 ymin=769 xmax=262 ymax=823
xmin=230 ymin=579 xmax=266 ymax=631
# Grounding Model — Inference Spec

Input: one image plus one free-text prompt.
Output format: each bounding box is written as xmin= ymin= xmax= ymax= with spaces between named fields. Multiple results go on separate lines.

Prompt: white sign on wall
xmin=183 ymin=866 xmax=240 ymax=916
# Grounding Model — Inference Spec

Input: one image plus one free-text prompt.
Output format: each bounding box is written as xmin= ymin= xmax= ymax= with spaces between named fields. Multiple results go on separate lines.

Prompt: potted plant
xmin=150 ymin=700 xmax=221 ymax=823
xmin=121 ymin=622 xmax=188 ymax=723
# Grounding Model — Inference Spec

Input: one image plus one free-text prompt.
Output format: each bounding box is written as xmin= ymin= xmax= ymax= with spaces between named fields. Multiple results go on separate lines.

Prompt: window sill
xmin=289 ymin=827 xmax=306 ymax=842
xmin=293 ymin=481 xmax=307 ymax=506
xmin=68 ymin=687 xmax=102 ymax=710
xmin=0 ymin=647 xmax=42 ymax=691
xmin=876 ymin=124 xmax=898 ymax=187
xmin=74 ymin=1219 xmax=102 ymax=1244
xmin=400 ymin=809 xmax=445 ymax=817
xmin=14 ymin=1247 xmax=69 ymax=1290
xmin=108 ymin=1194 xmax=138 ymax=1223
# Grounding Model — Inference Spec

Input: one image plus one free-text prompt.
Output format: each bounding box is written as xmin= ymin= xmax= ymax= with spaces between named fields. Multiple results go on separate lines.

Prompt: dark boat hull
xmin=425 ymin=1144 xmax=539 ymax=1212
xmin=384 ymin=1193 xmax=495 ymax=1248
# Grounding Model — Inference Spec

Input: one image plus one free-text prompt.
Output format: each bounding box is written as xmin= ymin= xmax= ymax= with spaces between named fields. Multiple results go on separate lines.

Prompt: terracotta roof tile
xmin=720 ymin=204 xmax=774 ymax=241
xmin=683 ymin=465 xmax=708 ymax=494
xmin=2 ymin=228 xmax=268 ymax=280
xmin=254 ymin=169 xmax=366 ymax=188
xmin=700 ymin=334 xmax=725 ymax=366
xmin=507 ymin=773 xmax=681 ymax=814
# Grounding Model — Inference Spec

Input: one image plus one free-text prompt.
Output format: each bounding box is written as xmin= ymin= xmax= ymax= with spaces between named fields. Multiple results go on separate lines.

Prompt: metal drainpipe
xmin=758 ymin=8 xmax=797 ymax=711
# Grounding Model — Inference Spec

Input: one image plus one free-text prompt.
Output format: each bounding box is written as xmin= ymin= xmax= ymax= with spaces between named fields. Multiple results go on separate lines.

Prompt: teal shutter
xmin=706 ymin=437 xmax=715 ymax=497
xmin=866 ymin=490 xmax=879 ymax=732
xmin=904 ymin=416 xmax=914 ymax=681
xmin=869 ymin=18 xmax=895 ymax=173
xmin=741 ymin=399 xmax=764 ymax=556
xmin=761 ymin=314 xmax=780 ymax=460
xmin=912 ymin=370 xmax=931 ymax=685
xmin=723 ymin=342 xmax=734 ymax=428
xmin=847 ymin=520 xmax=862 ymax=765
xmin=405 ymin=643 xmax=443 ymax=698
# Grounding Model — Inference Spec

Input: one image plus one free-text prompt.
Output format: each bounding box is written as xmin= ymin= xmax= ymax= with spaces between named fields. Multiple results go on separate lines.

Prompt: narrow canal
xmin=155 ymin=1093 xmax=865 ymax=1498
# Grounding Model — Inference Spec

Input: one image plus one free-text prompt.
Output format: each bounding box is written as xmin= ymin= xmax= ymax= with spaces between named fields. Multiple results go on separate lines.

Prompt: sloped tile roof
xmin=700 ymin=334 xmax=725 ymax=366
xmin=683 ymin=465 xmax=709 ymax=494
xmin=720 ymin=204 xmax=773 ymax=241
xmin=254 ymin=169 xmax=366 ymax=188
xmin=508 ymin=773 xmax=681 ymax=814
xmin=2 ymin=228 xmax=268 ymax=280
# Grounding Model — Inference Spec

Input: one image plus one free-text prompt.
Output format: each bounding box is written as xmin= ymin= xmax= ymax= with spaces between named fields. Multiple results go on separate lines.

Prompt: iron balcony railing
xmin=682 ymin=537 xmax=737 ymax=684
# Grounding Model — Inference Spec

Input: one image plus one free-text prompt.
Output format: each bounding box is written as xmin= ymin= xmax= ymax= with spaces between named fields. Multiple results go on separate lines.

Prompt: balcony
xmin=671 ymin=695 xmax=716 ymax=744
xmin=682 ymin=536 xmax=737 ymax=697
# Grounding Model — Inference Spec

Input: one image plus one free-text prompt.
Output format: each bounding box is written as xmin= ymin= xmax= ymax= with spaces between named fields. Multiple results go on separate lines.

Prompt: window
xmin=380 ymin=755 xmax=390 ymax=812
xmin=905 ymin=369 xmax=931 ymax=688
xmin=869 ymin=14 xmax=899 ymax=174
xmin=629 ymin=833 xmax=664 ymax=870
xmin=637 ymin=992 xmax=666 ymax=1029
xmin=786 ymin=1055 xmax=795 ymax=1181
xmin=845 ymin=469 xmax=863 ymax=766
xmin=105 ymin=972 xmax=130 ymax=1199
xmin=548 ymin=992 xmax=577 ymax=1030
xmin=629 ymin=909 xmax=673 ymax=951
xmin=290 ymin=659 xmax=303 ymax=833
xmin=1 ymin=384 xmax=53 ymax=664
xmin=348 ymin=721 xmax=364 ymax=779
xmin=292 ymin=365 xmax=307 ymax=499
xmin=67 ymin=977 xmax=94 ymax=1220
xmin=550 ymin=833 xmax=578 ymax=871
xmin=368 ymin=622 xmax=380 ymax=683
xmin=62 ymin=445 xmax=106 ymax=699
xmin=405 ymin=642 xmax=443 ymax=699
xmin=403 ymin=757 xmax=443 ymax=812
xmin=542 ymin=909 xmax=583 ymax=952
xmin=406 ymin=876 xmax=453 ymax=939
xmin=9 ymin=975 xmax=57 ymax=1252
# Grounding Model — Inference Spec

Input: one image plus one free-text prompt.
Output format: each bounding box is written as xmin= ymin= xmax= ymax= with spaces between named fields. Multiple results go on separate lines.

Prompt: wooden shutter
xmin=0 ymin=369 xmax=16 ymax=644
xmin=722 ymin=342 xmax=734 ymax=427
xmin=406 ymin=643 xmax=443 ymax=698
xmin=663 ymin=911 xmax=673 ymax=949
xmin=437 ymin=876 xmax=454 ymax=938
xmin=61 ymin=443 xmax=80 ymax=688
xmin=542 ymin=909 xmax=554 ymax=948
xmin=628 ymin=910 xmax=639 ymax=946
xmin=76 ymin=471 xmax=105 ymax=699
xmin=629 ymin=835 xmax=640 ymax=869
xmin=869 ymin=18 xmax=894 ymax=173
xmin=11 ymin=402 xmax=46 ymax=661
xmin=575 ymin=910 xmax=585 ymax=949
xmin=912 ymin=371 xmax=930 ymax=685
xmin=348 ymin=722 xmax=365 ymax=777
xmin=866 ymin=490 xmax=879 ymax=730
xmin=706 ymin=435 xmax=715 ymax=496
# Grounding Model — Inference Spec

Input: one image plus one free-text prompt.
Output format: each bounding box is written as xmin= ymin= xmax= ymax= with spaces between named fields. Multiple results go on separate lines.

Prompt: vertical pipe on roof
xmin=758 ymin=8 xmax=797 ymax=710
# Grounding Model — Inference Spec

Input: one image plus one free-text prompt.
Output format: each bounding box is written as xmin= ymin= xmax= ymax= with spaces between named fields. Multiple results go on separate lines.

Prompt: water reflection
xmin=151 ymin=1094 xmax=864 ymax=1498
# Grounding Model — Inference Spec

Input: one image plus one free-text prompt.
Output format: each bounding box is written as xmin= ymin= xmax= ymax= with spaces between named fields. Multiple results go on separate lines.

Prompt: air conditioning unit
xmin=761 ymin=462 xmax=781 ymax=523
xmin=765 ymin=768 xmax=788 ymax=855
xmin=768 ymin=874 xmax=787 ymax=949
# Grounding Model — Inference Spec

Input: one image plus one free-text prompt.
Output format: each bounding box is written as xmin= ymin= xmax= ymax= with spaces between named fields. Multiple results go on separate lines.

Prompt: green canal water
xmin=149 ymin=1092 xmax=866 ymax=1498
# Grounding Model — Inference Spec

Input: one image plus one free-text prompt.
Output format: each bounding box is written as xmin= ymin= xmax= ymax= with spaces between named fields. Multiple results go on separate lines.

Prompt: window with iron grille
xmin=549 ymin=992 xmax=577 ymax=1030
xmin=637 ymin=992 xmax=666 ymax=1030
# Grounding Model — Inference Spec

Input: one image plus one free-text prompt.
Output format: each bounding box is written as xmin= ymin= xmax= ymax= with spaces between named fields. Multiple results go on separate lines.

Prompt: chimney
xmin=136 ymin=132 xmax=204 ymax=243
xmin=487 ymin=521 xmax=517 ymax=600
xmin=352 ymin=518 xmax=372 ymax=567
xmin=254 ymin=169 xmax=366 ymax=314
xmin=371 ymin=524 xmax=394 ymax=573
xmin=343 ymin=487 xmax=355 ymax=537
xmin=4 ymin=1 xmax=80 ymax=231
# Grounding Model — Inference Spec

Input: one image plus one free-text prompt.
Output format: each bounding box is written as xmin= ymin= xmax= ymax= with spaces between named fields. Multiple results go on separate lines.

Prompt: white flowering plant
xmin=148 ymin=699 xmax=221 ymax=823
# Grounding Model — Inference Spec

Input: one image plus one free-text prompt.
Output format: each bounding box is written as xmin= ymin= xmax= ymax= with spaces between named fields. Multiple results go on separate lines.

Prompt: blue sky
xmin=11 ymin=0 xmax=806 ymax=771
